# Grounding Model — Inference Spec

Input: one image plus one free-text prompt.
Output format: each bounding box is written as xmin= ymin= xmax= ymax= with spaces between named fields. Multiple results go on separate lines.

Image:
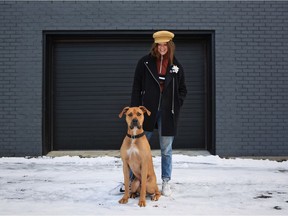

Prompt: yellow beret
xmin=153 ymin=30 xmax=174 ymax=43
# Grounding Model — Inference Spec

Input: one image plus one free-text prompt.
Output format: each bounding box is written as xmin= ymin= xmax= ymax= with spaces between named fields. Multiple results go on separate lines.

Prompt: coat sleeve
xmin=130 ymin=57 xmax=144 ymax=107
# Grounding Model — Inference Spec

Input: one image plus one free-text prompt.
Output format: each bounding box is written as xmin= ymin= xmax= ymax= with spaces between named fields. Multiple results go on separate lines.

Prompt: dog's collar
xmin=126 ymin=132 xmax=145 ymax=139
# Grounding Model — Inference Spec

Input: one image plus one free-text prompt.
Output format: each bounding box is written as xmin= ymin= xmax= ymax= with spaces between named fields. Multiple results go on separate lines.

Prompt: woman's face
xmin=157 ymin=43 xmax=168 ymax=56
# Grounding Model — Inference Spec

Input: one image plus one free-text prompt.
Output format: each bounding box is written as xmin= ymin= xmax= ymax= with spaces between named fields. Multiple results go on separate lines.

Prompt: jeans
xmin=145 ymin=111 xmax=174 ymax=182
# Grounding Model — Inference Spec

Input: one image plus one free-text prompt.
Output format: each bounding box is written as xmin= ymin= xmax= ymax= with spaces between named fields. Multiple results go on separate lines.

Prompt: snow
xmin=0 ymin=154 xmax=288 ymax=215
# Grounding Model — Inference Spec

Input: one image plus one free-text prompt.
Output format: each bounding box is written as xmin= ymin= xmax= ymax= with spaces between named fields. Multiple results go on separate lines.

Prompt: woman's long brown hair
xmin=150 ymin=40 xmax=175 ymax=65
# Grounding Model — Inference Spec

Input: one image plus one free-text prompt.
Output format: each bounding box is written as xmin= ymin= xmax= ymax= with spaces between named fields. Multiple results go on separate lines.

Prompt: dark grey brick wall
xmin=0 ymin=1 xmax=287 ymax=156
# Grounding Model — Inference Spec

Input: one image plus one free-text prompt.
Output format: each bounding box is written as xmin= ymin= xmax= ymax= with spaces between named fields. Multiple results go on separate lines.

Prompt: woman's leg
xmin=157 ymin=112 xmax=174 ymax=181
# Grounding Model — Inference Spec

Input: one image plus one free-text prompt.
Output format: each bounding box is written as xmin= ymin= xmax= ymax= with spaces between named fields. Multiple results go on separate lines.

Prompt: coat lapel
xmin=147 ymin=56 xmax=159 ymax=79
xmin=146 ymin=56 xmax=173 ymax=91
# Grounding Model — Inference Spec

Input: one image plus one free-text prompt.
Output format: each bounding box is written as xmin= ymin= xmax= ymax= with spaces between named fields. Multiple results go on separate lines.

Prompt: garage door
xmin=50 ymin=33 xmax=210 ymax=150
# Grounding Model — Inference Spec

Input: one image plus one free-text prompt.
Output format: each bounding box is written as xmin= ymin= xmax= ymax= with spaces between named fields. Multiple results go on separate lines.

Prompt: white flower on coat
xmin=170 ymin=65 xmax=179 ymax=74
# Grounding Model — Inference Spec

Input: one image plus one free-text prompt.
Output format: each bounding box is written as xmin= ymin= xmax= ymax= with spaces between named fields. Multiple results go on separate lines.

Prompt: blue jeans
xmin=145 ymin=111 xmax=174 ymax=182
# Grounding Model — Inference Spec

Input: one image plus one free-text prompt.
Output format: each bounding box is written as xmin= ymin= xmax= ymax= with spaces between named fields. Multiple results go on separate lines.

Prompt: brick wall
xmin=0 ymin=1 xmax=287 ymax=156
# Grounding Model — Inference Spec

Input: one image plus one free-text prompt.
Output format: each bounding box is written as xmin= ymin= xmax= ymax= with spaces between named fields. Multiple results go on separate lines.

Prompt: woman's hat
xmin=153 ymin=30 xmax=174 ymax=43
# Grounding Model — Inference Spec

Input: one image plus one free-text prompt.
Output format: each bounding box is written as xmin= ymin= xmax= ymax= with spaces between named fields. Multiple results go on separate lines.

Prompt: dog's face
xmin=119 ymin=106 xmax=151 ymax=130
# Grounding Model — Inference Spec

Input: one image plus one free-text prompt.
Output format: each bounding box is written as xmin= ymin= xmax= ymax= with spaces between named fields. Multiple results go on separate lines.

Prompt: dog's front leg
xmin=138 ymin=162 xmax=148 ymax=207
xmin=118 ymin=161 xmax=130 ymax=204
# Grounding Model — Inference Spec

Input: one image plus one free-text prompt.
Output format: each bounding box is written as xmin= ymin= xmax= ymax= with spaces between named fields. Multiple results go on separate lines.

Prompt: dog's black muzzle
xmin=130 ymin=118 xmax=141 ymax=129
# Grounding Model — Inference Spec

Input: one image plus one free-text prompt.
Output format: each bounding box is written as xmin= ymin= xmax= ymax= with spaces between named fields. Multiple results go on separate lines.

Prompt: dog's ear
xmin=119 ymin=107 xmax=130 ymax=118
xmin=139 ymin=106 xmax=151 ymax=116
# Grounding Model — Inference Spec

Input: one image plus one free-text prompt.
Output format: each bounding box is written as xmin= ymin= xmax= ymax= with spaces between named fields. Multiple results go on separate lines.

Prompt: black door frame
xmin=42 ymin=30 xmax=215 ymax=155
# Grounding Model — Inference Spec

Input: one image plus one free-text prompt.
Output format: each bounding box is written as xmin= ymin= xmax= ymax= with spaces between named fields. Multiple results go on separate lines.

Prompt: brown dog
xmin=118 ymin=106 xmax=161 ymax=207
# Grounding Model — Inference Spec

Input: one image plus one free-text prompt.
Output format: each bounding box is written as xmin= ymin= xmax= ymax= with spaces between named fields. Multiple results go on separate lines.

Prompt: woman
xmin=130 ymin=30 xmax=187 ymax=196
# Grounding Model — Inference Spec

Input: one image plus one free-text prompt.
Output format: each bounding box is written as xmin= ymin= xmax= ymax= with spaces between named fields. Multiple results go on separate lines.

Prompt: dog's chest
xmin=126 ymin=140 xmax=139 ymax=157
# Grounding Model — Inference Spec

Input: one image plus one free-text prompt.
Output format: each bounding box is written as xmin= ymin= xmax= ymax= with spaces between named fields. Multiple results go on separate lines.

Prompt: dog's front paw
xmin=118 ymin=197 xmax=129 ymax=204
xmin=151 ymin=193 xmax=161 ymax=201
xmin=138 ymin=199 xmax=146 ymax=207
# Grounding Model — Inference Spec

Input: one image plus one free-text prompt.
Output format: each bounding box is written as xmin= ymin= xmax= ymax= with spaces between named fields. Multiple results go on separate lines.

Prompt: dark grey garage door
xmin=49 ymin=33 xmax=211 ymax=150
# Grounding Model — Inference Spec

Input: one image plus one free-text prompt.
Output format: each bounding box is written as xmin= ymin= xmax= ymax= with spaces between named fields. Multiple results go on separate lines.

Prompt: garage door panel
xmin=53 ymin=37 xmax=207 ymax=150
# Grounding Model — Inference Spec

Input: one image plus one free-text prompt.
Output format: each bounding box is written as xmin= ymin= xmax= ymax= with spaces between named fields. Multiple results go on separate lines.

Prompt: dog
xmin=118 ymin=106 xmax=161 ymax=207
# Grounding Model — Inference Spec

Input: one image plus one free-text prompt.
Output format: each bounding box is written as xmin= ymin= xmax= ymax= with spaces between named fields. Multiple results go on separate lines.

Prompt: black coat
xmin=131 ymin=54 xmax=187 ymax=136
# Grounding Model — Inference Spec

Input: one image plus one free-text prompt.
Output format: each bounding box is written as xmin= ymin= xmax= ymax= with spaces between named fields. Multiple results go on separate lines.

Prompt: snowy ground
xmin=0 ymin=154 xmax=288 ymax=215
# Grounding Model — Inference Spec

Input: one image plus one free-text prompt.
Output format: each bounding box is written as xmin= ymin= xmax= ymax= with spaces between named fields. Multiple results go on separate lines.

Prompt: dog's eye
xmin=136 ymin=112 xmax=141 ymax=116
xmin=128 ymin=113 xmax=133 ymax=117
